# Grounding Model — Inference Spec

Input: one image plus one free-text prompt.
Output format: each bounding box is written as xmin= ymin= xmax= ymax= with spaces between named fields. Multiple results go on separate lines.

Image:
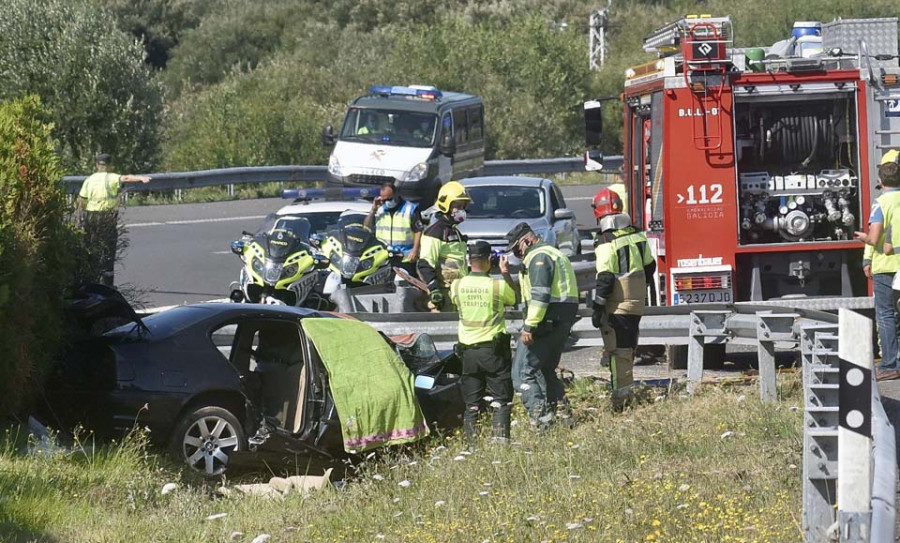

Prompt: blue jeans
xmin=512 ymin=319 xmax=575 ymax=419
xmin=874 ymin=273 xmax=900 ymax=370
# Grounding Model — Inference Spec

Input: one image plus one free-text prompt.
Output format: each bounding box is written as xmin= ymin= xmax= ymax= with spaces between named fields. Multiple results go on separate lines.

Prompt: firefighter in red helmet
xmin=591 ymin=187 xmax=656 ymax=411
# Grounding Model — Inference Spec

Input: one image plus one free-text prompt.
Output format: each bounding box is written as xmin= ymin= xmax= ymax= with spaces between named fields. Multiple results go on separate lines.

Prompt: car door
xmin=547 ymin=181 xmax=579 ymax=255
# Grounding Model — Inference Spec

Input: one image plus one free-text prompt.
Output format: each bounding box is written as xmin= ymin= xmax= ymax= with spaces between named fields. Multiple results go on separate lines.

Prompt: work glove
xmin=429 ymin=290 xmax=444 ymax=307
xmin=591 ymin=302 xmax=606 ymax=329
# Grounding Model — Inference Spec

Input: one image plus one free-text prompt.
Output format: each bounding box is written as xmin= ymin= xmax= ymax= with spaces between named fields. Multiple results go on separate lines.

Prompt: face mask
xmin=451 ymin=209 xmax=467 ymax=223
xmin=384 ymin=198 xmax=398 ymax=210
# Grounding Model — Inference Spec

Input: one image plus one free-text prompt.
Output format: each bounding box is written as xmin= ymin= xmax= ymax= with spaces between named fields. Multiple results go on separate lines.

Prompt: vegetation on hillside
xmin=0 ymin=0 xmax=895 ymax=174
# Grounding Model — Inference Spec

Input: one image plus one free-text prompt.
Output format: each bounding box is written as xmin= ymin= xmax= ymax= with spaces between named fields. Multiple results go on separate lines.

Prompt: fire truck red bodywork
xmin=621 ymin=53 xmax=879 ymax=306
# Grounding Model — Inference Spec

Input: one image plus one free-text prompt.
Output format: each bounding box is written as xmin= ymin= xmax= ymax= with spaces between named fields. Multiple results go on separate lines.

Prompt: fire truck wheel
xmin=666 ymin=343 xmax=726 ymax=370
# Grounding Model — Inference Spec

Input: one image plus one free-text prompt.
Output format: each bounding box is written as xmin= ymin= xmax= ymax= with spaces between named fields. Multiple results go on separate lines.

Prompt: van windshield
xmin=340 ymin=108 xmax=437 ymax=148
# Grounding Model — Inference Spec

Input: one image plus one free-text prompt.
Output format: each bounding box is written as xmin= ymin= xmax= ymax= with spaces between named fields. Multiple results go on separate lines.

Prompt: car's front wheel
xmin=170 ymin=406 xmax=245 ymax=476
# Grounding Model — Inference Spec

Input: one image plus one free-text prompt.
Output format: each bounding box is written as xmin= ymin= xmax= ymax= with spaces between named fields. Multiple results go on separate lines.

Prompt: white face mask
xmin=451 ymin=209 xmax=467 ymax=223
xmin=384 ymin=198 xmax=398 ymax=209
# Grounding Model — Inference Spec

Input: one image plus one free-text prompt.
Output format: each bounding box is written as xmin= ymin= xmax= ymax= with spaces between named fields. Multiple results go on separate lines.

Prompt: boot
xmin=490 ymin=402 xmax=511 ymax=441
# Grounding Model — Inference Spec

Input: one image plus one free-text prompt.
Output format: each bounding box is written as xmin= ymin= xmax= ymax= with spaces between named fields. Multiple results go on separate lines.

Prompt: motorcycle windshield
xmin=335 ymin=213 xmax=368 ymax=232
xmin=265 ymin=216 xmax=312 ymax=260
xmin=340 ymin=225 xmax=376 ymax=255
xmin=336 ymin=213 xmax=376 ymax=256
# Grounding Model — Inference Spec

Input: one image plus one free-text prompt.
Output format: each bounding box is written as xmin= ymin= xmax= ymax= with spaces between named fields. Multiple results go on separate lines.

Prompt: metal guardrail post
xmin=870 ymin=383 xmax=897 ymax=543
xmin=837 ymin=309 xmax=873 ymax=542
xmin=686 ymin=310 xmax=730 ymax=394
xmin=801 ymin=322 xmax=840 ymax=541
xmin=756 ymin=312 xmax=798 ymax=403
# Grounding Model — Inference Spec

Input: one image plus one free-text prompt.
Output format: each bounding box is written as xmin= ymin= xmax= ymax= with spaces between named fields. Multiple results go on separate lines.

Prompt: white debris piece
xmin=398 ymin=480 xmax=411 ymax=488
xmin=229 ymin=532 xmax=244 ymax=541
xmin=251 ymin=535 xmax=271 ymax=543
xmin=161 ymin=483 xmax=178 ymax=495
xmin=720 ymin=431 xmax=735 ymax=440
xmin=206 ymin=513 xmax=228 ymax=521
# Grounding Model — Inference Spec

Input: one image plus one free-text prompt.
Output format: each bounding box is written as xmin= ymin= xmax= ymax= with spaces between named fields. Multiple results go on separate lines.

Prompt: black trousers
xmin=83 ymin=210 xmax=119 ymax=286
xmin=460 ymin=342 xmax=513 ymax=440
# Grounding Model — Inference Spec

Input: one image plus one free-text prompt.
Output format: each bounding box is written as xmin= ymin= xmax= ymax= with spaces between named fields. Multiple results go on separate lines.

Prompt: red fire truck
xmin=587 ymin=15 xmax=900 ymax=307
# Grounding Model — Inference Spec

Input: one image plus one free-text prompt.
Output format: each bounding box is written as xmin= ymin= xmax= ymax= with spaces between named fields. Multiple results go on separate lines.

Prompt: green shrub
xmin=0 ymin=97 xmax=81 ymax=416
xmin=0 ymin=0 xmax=164 ymax=174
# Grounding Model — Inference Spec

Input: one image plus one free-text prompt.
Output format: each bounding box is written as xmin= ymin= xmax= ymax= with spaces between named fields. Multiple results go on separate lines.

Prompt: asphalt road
xmin=116 ymin=184 xmax=600 ymax=308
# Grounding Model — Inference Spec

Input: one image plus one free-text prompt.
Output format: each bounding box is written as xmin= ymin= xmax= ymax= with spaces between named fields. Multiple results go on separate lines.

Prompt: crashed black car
xmin=47 ymin=285 xmax=463 ymax=475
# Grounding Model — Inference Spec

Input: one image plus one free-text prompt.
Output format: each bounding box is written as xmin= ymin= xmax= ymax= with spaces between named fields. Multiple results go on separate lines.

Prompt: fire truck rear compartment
xmin=734 ymin=92 xmax=860 ymax=246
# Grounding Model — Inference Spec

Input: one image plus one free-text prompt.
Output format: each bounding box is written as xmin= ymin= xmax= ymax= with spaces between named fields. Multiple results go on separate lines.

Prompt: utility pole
xmin=589 ymin=1 xmax=612 ymax=70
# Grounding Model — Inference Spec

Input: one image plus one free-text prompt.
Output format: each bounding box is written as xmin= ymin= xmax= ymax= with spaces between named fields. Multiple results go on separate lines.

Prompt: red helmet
xmin=592 ymin=187 xmax=624 ymax=220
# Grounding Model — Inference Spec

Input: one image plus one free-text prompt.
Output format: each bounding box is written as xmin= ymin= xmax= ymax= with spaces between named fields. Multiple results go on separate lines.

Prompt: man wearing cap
xmin=363 ymin=181 xmax=423 ymax=273
xmin=502 ymin=222 xmax=579 ymax=427
xmin=855 ymin=149 xmax=900 ymax=380
xmin=450 ymin=241 xmax=517 ymax=444
xmin=75 ymin=153 xmax=151 ymax=286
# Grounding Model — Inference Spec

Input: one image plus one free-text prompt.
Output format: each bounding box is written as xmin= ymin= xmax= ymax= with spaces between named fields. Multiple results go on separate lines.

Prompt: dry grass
xmin=0 ymin=376 xmax=803 ymax=542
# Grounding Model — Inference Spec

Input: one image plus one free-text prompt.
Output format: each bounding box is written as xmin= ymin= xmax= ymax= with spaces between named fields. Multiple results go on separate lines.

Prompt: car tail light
xmin=673 ymin=272 xmax=731 ymax=290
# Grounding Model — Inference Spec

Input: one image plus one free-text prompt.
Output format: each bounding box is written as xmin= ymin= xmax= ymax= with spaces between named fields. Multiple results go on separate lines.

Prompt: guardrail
xmin=60 ymin=156 xmax=625 ymax=194
xmin=796 ymin=309 xmax=895 ymax=542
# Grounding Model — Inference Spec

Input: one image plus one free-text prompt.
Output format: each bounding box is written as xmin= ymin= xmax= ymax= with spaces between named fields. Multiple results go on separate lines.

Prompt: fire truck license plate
xmin=678 ymin=290 xmax=732 ymax=304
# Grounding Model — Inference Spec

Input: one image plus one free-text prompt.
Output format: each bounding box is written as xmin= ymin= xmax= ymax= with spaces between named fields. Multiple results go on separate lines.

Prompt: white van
xmin=322 ymin=85 xmax=485 ymax=204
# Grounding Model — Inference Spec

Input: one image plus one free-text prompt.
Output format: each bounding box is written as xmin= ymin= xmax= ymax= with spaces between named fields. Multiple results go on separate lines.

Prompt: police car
xmin=276 ymin=188 xmax=373 ymax=238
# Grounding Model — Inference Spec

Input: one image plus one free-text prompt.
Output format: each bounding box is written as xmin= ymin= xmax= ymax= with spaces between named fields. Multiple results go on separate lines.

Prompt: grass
xmin=0 ymin=377 xmax=803 ymax=542
xmin=123 ymin=181 xmax=293 ymax=206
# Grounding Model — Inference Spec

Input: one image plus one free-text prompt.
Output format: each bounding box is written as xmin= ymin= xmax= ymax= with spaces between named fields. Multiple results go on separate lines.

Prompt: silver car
xmin=459 ymin=176 xmax=580 ymax=256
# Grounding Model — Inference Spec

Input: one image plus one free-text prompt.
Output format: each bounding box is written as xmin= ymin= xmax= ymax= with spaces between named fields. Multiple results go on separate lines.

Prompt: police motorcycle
xmin=229 ymin=214 xmax=331 ymax=308
xmin=318 ymin=212 xmax=406 ymax=310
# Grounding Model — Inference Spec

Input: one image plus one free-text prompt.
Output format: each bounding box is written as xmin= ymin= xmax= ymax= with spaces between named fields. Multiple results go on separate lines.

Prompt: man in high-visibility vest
xmin=855 ymin=149 xmax=900 ymax=381
xmin=502 ymin=222 xmax=579 ymax=428
xmin=591 ymin=187 xmax=656 ymax=410
xmin=364 ymin=181 xmax=423 ymax=272
xmin=75 ymin=153 xmax=151 ymax=286
xmin=418 ymin=181 xmax=471 ymax=311
xmin=450 ymin=240 xmax=517 ymax=444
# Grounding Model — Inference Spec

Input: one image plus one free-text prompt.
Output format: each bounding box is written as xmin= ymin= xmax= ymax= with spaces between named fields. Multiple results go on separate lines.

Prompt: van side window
xmin=454 ymin=110 xmax=468 ymax=145
xmin=468 ymin=106 xmax=483 ymax=141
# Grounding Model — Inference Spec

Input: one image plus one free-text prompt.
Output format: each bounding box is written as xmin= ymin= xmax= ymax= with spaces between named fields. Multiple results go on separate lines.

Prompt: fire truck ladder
xmin=680 ymin=19 xmax=733 ymax=151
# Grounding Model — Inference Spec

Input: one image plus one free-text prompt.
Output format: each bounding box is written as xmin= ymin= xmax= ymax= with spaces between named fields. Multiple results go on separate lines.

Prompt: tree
xmin=0 ymin=0 xmax=164 ymax=174
xmin=0 ymin=97 xmax=78 ymax=416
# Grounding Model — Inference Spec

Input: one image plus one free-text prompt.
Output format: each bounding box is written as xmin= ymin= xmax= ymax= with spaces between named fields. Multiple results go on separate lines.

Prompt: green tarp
xmin=301 ymin=318 xmax=429 ymax=452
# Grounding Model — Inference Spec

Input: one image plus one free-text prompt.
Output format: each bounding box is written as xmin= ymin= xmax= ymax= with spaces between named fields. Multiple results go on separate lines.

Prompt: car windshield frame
xmin=465 ymin=185 xmax=546 ymax=219
xmin=338 ymin=107 xmax=438 ymax=148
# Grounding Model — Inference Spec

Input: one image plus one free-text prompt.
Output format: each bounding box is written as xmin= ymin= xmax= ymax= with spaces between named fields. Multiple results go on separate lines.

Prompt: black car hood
xmin=67 ymin=284 xmax=150 ymax=337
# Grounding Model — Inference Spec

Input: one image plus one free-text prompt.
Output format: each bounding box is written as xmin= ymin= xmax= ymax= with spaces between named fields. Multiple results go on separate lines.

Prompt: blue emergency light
xmin=280 ymin=187 xmax=377 ymax=200
xmin=369 ymin=85 xmax=443 ymax=100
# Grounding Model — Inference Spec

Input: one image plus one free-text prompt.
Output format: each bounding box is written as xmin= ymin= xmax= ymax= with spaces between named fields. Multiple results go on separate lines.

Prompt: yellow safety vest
xmin=519 ymin=243 xmax=578 ymax=327
xmin=868 ymin=190 xmax=900 ymax=274
xmin=450 ymin=273 xmax=515 ymax=345
xmin=420 ymin=226 xmax=468 ymax=288
xmin=78 ymin=172 xmax=121 ymax=212
xmin=594 ymin=227 xmax=654 ymax=315
xmin=375 ymin=201 xmax=417 ymax=251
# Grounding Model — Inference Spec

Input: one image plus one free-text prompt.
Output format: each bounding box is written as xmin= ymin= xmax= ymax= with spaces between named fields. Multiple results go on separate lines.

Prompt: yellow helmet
xmin=882 ymin=149 xmax=900 ymax=166
xmin=435 ymin=181 xmax=471 ymax=214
